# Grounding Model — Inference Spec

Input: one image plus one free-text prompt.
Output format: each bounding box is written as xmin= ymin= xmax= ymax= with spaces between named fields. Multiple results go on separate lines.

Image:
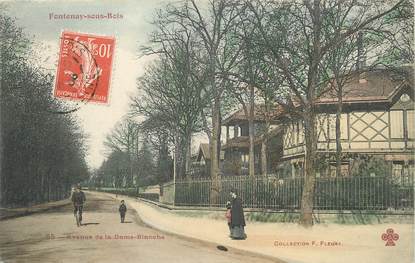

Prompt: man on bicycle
xmin=71 ymin=184 xmax=86 ymax=226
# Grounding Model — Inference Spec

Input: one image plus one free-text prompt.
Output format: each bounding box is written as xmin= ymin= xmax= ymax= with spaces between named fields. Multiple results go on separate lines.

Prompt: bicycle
xmin=71 ymin=185 xmax=86 ymax=227
xmin=74 ymin=205 xmax=83 ymax=227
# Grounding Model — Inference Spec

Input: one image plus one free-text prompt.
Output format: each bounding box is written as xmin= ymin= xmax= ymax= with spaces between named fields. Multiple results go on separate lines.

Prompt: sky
xmin=3 ymin=0 xmax=175 ymax=169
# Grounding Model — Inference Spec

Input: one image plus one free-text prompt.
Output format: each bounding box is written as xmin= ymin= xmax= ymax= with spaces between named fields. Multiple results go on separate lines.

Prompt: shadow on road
xmin=81 ymin=222 xmax=100 ymax=226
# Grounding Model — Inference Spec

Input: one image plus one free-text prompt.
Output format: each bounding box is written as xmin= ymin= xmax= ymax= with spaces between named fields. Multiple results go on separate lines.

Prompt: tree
xmin=132 ymin=109 xmax=175 ymax=186
xmin=138 ymin=118 xmax=173 ymax=185
xmin=1 ymin=11 xmax=89 ymax=206
xmin=131 ymin=58 xmax=204 ymax=179
xmin=136 ymin=8 xmax=214 ymax=179
xmin=104 ymin=119 xmax=138 ymax=187
xmin=220 ymin=6 xmax=284 ymax=176
xmin=375 ymin=0 xmax=414 ymax=84
xmin=246 ymin=0 xmax=405 ymax=226
xmin=157 ymin=0 xmax=246 ymax=204
xmin=136 ymin=138 xmax=156 ymax=186
xmin=97 ymin=150 xmax=129 ymax=188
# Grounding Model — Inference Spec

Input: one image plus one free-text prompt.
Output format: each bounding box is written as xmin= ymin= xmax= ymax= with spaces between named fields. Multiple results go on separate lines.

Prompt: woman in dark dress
xmin=229 ymin=189 xmax=246 ymax=240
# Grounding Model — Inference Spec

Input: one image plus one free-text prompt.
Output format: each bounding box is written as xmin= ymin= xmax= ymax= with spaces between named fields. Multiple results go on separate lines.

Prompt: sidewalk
xmin=99 ymin=192 xmax=414 ymax=263
xmin=0 ymin=199 xmax=71 ymax=220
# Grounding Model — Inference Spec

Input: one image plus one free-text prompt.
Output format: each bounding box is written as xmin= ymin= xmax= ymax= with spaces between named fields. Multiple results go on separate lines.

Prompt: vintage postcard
xmin=0 ymin=0 xmax=414 ymax=263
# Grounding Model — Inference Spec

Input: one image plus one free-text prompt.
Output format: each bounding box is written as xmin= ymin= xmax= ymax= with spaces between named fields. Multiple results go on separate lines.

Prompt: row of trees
xmin=91 ymin=119 xmax=171 ymax=189
xmin=0 ymin=10 xmax=90 ymax=206
xmin=101 ymin=0 xmax=412 ymax=226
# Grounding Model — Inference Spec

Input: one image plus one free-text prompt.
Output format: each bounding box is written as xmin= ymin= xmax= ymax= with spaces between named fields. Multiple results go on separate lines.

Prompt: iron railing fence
xmin=95 ymin=187 xmax=160 ymax=202
xmin=165 ymin=175 xmax=414 ymax=211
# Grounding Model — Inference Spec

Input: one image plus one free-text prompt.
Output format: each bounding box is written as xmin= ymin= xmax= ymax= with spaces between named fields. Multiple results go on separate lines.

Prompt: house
xmin=190 ymin=143 xmax=224 ymax=177
xmin=282 ymin=68 xmax=414 ymax=183
xmin=222 ymin=105 xmax=284 ymax=175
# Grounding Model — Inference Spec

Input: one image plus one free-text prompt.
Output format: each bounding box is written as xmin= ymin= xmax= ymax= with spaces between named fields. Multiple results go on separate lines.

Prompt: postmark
xmin=54 ymin=31 xmax=115 ymax=104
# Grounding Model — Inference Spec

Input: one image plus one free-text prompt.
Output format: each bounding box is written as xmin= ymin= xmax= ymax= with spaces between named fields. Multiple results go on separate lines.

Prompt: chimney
xmin=357 ymin=32 xmax=367 ymax=83
xmin=356 ymin=32 xmax=366 ymax=70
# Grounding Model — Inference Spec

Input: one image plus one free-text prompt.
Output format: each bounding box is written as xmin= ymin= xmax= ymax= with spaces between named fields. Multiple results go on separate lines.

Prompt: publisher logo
xmin=381 ymin=228 xmax=399 ymax=246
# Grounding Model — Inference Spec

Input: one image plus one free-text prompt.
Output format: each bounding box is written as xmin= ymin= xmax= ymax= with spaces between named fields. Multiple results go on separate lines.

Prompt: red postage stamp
xmin=54 ymin=31 xmax=115 ymax=104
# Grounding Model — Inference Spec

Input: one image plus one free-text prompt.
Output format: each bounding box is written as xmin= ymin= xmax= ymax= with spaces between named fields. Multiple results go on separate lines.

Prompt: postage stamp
xmin=54 ymin=31 xmax=115 ymax=104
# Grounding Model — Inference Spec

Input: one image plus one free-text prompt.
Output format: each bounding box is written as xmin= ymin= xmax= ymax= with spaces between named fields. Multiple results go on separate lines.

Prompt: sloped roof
xmin=317 ymin=68 xmax=413 ymax=104
xmin=199 ymin=143 xmax=210 ymax=159
xmin=223 ymin=68 xmax=413 ymax=125
xmin=197 ymin=143 xmax=224 ymax=161
xmin=223 ymin=104 xmax=285 ymax=125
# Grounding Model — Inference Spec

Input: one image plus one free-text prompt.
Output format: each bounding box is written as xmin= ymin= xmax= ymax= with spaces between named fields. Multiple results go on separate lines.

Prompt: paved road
xmin=0 ymin=192 xmax=277 ymax=263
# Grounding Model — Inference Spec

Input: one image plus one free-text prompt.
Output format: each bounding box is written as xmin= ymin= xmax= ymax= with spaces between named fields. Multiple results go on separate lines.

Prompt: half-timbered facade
xmin=282 ymin=69 xmax=414 ymax=180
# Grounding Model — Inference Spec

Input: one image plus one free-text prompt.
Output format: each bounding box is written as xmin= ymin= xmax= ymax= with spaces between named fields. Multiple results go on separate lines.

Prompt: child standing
xmin=119 ymin=200 xmax=127 ymax=223
xmin=225 ymin=201 xmax=232 ymax=236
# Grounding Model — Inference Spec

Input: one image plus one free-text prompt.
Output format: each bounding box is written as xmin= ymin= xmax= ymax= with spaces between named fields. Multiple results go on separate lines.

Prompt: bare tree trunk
xmin=135 ymin=130 xmax=140 ymax=185
xmin=248 ymin=85 xmax=255 ymax=177
xmin=261 ymin=99 xmax=271 ymax=176
xmin=185 ymin=134 xmax=192 ymax=180
xmin=335 ymin=88 xmax=343 ymax=177
xmin=46 ymin=172 xmax=50 ymax=202
xmin=299 ymin=0 xmax=321 ymax=228
xmin=128 ymin=149 xmax=132 ymax=187
xmin=40 ymin=172 xmax=45 ymax=202
xmin=0 ymin=26 xmax=4 ymax=207
xmin=174 ymin=136 xmax=182 ymax=179
xmin=300 ymin=110 xmax=317 ymax=227
xmin=217 ymin=110 xmax=222 ymax=166
xmin=210 ymin=96 xmax=221 ymax=205
xmin=260 ymin=140 xmax=267 ymax=175
xmin=261 ymin=120 xmax=270 ymax=176
xmin=236 ymin=90 xmax=255 ymax=177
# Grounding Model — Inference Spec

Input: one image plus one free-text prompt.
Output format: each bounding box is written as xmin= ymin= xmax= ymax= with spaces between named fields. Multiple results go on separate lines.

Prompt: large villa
xmin=194 ymin=68 xmax=414 ymax=184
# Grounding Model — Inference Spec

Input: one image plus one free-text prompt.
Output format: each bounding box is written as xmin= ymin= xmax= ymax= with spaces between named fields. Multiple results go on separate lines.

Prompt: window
xmin=340 ymin=113 xmax=348 ymax=140
xmin=240 ymin=124 xmax=249 ymax=136
xmin=408 ymin=164 xmax=415 ymax=185
xmin=407 ymin=110 xmax=415 ymax=139
xmin=298 ymin=121 xmax=304 ymax=144
xmin=329 ymin=114 xmax=336 ymax=140
xmin=254 ymin=153 xmax=260 ymax=164
xmin=284 ymin=122 xmax=298 ymax=147
xmin=241 ymin=154 xmax=248 ymax=164
xmin=326 ymin=114 xmax=348 ymax=140
xmin=317 ymin=114 xmax=329 ymax=141
xmin=392 ymin=162 xmax=403 ymax=184
xmin=295 ymin=122 xmax=300 ymax=144
xmin=390 ymin=111 xmax=404 ymax=138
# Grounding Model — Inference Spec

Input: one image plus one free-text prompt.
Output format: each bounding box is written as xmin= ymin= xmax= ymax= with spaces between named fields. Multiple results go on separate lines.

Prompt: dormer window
xmin=400 ymin=93 xmax=410 ymax=103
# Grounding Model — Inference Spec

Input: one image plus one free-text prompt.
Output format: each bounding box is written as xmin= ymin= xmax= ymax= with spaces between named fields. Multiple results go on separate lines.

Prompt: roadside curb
xmin=112 ymin=194 xmax=415 ymax=216
xmin=94 ymin=191 xmax=287 ymax=263
xmin=0 ymin=200 xmax=71 ymax=221
xmin=137 ymin=206 xmax=286 ymax=263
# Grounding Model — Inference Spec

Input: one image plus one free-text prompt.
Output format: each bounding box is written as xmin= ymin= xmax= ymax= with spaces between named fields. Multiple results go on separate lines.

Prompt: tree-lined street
xmin=0 ymin=0 xmax=413 ymax=261
xmin=0 ymin=192 xmax=278 ymax=263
